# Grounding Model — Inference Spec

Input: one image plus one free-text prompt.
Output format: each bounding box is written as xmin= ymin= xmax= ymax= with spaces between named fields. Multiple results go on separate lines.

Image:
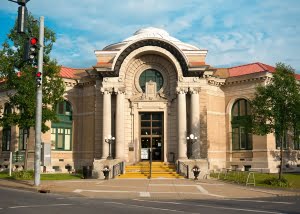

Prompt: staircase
xmin=117 ymin=162 xmax=184 ymax=179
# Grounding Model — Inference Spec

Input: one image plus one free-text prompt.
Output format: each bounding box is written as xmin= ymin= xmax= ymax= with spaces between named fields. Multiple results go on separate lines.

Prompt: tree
xmin=0 ymin=13 xmax=65 ymax=166
xmin=251 ymin=62 xmax=300 ymax=179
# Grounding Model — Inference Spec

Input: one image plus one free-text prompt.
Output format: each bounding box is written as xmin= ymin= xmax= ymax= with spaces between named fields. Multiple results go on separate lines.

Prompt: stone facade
xmin=1 ymin=27 xmax=300 ymax=177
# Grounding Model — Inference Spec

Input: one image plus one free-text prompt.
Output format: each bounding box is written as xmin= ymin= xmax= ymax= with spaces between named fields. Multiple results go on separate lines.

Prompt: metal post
xmin=149 ymin=148 xmax=152 ymax=179
xmin=107 ymin=140 xmax=112 ymax=160
xmin=34 ymin=16 xmax=44 ymax=187
xmin=9 ymin=152 xmax=12 ymax=176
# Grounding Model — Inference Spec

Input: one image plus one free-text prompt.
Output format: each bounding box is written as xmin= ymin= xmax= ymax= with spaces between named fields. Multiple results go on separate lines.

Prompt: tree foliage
xmin=251 ymin=62 xmax=300 ymax=178
xmin=0 ymin=13 xmax=65 ymax=132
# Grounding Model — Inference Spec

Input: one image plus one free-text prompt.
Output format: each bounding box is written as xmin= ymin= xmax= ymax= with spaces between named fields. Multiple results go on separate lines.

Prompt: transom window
xmin=139 ymin=69 xmax=163 ymax=92
xmin=231 ymin=99 xmax=252 ymax=150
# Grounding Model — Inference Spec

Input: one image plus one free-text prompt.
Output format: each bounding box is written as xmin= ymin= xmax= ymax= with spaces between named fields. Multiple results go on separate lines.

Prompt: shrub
xmin=262 ymin=177 xmax=291 ymax=187
xmin=12 ymin=170 xmax=34 ymax=180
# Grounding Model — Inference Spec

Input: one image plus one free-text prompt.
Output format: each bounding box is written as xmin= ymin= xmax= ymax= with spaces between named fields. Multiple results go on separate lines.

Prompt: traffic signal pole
xmin=34 ymin=16 xmax=44 ymax=186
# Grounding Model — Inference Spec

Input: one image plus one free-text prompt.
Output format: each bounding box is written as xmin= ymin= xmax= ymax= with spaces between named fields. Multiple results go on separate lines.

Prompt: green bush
xmin=262 ymin=177 xmax=291 ymax=187
xmin=12 ymin=170 xmax=34 ymax=180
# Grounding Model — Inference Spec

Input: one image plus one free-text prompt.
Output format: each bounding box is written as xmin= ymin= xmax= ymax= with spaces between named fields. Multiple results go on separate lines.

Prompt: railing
xmin=112 ymin=162 xmax=124 ymax=178
xmin=177 ymin=161 xmax=189 ymax=178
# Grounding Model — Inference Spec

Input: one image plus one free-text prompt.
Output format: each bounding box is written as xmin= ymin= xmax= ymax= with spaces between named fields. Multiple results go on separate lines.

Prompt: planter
xmin=193 ymin=171 xmax=200 ymax=180
xmin=103 ymin=170 xmax=109 ymax=180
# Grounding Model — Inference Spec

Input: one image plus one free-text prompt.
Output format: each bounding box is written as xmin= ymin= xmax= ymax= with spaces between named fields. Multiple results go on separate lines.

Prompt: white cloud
xmin=1 ymin=0 xmax=299 ymax=70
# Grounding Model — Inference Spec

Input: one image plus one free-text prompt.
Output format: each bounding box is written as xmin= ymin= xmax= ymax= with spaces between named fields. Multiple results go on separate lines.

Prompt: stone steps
xmin=117 ymin=162 xmax=184 ymax=179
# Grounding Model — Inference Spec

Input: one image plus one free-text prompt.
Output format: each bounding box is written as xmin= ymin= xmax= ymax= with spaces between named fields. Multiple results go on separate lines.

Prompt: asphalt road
xmin=0 ymin=187 xmax=299 ymax=214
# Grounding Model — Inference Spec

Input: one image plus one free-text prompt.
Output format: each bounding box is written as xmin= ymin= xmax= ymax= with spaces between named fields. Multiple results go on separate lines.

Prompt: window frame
xmin=231 ymin=99 xmax=252 ymax=151
xmin=51 ymin=100 xmax=73 ymax=151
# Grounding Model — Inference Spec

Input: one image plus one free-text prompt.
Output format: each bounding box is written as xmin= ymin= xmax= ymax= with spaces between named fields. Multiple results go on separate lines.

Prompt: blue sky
xmin=1 ymin=0 xmax=300 ymax=71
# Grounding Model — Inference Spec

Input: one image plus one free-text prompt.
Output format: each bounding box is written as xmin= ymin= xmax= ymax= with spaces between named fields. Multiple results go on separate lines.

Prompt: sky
xmin=0 ymin=0 xmax=300 ymax=71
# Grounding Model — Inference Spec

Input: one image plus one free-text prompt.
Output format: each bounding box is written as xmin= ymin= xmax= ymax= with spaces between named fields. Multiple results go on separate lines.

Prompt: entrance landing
xmin=117 ymin=162 xmax=184 ymax=179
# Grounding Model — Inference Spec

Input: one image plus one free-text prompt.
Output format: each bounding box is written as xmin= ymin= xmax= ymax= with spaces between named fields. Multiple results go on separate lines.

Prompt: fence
xmin=177 ymin=161 xmax=189 ymax=178
xmin=112 ymin=162 xmax=124 ymax=178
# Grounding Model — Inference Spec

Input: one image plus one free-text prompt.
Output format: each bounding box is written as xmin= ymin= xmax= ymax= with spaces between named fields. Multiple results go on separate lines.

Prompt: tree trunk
xmin=279 ymin=135 xmax=284 ymax=180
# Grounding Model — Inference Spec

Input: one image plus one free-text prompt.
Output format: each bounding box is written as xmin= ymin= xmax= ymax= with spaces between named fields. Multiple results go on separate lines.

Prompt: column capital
xmin=189 ymin=87 xmax=200 ymax=94
xmin=176 ymin=87 xmax=188 ymax=94
xmin=114 ymin=87 xmax=126 ymax=95
xmin=100 ymin=87 xmax=113 ymax=94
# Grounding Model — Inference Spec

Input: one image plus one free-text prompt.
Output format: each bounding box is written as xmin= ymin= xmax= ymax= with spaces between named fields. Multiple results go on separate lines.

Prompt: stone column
xmin=115 ymin=89 xmax=125 ymax=159
xmin=101 ymin=88 xmax=112 ymax=159
xmin=190 ymin=88 xmax=200 ymax=159
xmin=177 ymin=88 xmax=187 ymax=159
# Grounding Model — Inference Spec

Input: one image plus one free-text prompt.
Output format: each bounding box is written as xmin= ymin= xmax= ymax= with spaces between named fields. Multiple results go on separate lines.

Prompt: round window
xmin=139 ymin=69 xmax=164 ymax=92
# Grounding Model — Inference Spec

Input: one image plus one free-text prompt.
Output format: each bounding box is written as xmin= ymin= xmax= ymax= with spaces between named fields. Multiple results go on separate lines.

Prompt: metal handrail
xmin=177 ymin=161 xmax=189 ymax=178
xmin=112 ymin=162 xmax=124 ymax=178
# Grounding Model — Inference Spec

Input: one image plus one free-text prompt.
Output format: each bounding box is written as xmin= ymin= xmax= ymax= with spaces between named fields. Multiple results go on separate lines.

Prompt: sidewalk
xmin=1 ymin=178 xmax=299 ymax=200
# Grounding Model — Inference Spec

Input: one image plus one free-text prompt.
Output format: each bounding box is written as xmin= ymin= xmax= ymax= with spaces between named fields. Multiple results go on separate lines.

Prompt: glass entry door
xmin=140 ymin=112 xmax=163 ymax=161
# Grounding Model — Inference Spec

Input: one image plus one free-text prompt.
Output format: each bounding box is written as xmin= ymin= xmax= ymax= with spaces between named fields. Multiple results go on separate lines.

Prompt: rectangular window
xmin=19 ymin=128 xmax=28 ymax=150
xmin=52 ymin=127 xmax=72 ymax=151
xmin=232 ymin=127 xmax=252 ymax=150
xmin=2 ymin=127 xmax=11 ymax=151
xmin=64 ymin=128 xmax=71 ymax=150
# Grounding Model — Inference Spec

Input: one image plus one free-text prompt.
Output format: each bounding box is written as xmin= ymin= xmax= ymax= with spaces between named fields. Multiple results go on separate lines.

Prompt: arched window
xmin=51 ymin=100 xmax=72 ymax=151
xmin=231 ymin=99 xmax=252 ymax=150
xmin=139 ymin=69 xmax=164 ymax=92
xmin=2 ymin=103 xmax=12 ymax=151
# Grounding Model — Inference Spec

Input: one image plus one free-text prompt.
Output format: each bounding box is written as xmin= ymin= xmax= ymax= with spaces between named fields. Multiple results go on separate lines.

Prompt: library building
xmin=1 ymin=27 xmax=299 ymax=179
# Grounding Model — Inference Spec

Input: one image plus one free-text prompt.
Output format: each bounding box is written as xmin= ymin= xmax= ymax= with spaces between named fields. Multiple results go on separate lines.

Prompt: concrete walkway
xmin=0 ymin=178 xmax=299 ymax=200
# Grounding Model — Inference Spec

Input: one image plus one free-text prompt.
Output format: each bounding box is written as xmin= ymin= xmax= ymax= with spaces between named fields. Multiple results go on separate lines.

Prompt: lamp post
xmin=105 ymin=135 xmax=115 ymax=160
xmin=186 ymin=134 xmax=197 ymax=159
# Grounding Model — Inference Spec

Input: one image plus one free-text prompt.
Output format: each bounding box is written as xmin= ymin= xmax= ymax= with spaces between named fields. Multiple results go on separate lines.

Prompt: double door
xmin=140 ymin=112 xmax=163 ymax=161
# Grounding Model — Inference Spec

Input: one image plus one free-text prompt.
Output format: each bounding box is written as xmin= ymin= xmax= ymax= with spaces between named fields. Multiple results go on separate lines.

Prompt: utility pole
xmin=9 ymin=0 xmax=44 ymax=186
xmin=34 ymin=16 xmax=44 ymax=186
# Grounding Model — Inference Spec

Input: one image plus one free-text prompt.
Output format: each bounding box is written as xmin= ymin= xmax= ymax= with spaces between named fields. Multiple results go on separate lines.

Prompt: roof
xmin=228 ymin=62 xmax=276 ymax=77
xmin=60 ymin=66 xmax=89 ymax=79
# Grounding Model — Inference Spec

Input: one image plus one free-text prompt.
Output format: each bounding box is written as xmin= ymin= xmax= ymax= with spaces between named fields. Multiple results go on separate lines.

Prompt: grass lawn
xmin=210 ymin=171 xmax=300 ymax=189
xmin=41 ymin=173 xmax=82 ymax=180
xmin=0 ymin=171 xmax=82 ymax=180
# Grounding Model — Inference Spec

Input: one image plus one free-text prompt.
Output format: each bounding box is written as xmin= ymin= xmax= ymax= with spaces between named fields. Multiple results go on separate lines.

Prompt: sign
xmin=12 ymin=152 xmax=25 ymax=163
xmin=141 ymin=148 xmax=149 ymax=159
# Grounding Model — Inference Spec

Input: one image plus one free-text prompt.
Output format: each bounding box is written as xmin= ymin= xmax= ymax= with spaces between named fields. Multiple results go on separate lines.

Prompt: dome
xmin=124 ymin=27 xmax=180 ymax=43
xmin=103 ymin=27 xmax=200 ymax=51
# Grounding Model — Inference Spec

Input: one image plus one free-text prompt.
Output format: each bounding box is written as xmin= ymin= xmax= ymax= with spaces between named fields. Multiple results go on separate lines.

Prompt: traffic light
xmin=36 ymin=71 xmax=42 ymax=87
xmin=24 ymin=37 xmax=38 ymax=63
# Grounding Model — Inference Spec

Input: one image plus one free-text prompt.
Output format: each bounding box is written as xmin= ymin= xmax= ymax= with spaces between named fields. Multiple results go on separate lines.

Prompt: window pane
xmin=240 ymin=127 xmax=246 ymax=149
xmin=246 ymin=101 xmax=251 ymax=115
xmin=141 ymin=121 xmax=151 ymax=127
xmin=141 ymin=113 xmax=151 ymax=120
xmin=152 ymin=113 xmax=162 ymax=120
xmin=57 ymin=134 xmax=63 ymax=149
xmin=58 ymin=102 xmax=64 ymax=114
xmin=141 ymin=129 xmax=150 ymax=135
xmin=239 ymin=100 xmax=246 ymax=116
xmin=232 ymin=127 xmax=240 ymax=150
xmin=232 ymin=103 xmax=239 ymax=117
xmin=152 ymin=121 xmax=162 ymax=127
xmin=64 ymin=130 xmax=71 ymax=150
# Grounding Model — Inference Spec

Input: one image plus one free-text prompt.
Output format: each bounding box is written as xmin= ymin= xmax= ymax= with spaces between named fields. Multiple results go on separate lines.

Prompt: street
xmin=0 ymin=187 xmax=299 ymax=214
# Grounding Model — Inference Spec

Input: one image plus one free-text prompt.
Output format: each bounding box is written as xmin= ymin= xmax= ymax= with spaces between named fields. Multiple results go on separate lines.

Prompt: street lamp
xmin=186 ymin=134 xmax=197 ymax=159
xmin=105 ymin=135 xmax=115 ymax=160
